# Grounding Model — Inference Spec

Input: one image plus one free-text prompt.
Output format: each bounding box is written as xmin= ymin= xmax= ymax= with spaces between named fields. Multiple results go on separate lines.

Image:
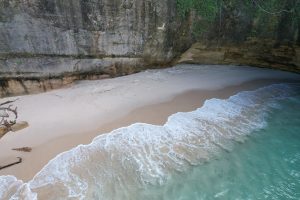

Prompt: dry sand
xmin=0 ymin=64 xmax=299 ymax=181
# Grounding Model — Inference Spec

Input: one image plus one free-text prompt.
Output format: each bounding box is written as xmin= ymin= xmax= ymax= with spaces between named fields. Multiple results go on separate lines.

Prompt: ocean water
xmin=136 ymin=91 xmax=300 ymax=200
xmin=0 ymin=83 xmax=299 ymax=199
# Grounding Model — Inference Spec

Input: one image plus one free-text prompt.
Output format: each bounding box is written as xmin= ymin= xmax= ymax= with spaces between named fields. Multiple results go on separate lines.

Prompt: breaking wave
xmin=0 ymin=83 xmax=299 ymax=200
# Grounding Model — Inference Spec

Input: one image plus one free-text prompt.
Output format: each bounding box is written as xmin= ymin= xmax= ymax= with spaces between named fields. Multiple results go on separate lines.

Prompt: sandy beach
xmin=0 ymin=64 xmax=299 ymax=182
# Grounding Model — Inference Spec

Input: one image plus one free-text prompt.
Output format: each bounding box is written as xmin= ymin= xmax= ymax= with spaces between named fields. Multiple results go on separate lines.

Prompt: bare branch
xmin=0 ymin=107 xmax=18 ymax=120
xmin=0 ymin=157 xmax=22 ymax=170
xmin=0 ymin=99 xmax=19 ymax=107
xmin=0 ymin=100 xmax=18 ymax=129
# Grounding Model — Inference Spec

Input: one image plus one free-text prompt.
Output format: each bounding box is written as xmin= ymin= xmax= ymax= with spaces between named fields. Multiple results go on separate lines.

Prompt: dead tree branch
xmin=0 ymin=100 xmax=19 ymax=137
xmin=0 ymin=99 xmax=19 ymax=107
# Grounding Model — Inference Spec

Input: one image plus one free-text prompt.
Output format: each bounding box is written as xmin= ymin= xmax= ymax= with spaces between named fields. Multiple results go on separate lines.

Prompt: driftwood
xmin=12 ymin=147 xmax=32 ymax=152
xmin=0 ymin=106 xmax=18 ymax=126
xmin=0 ymin=122 xmax=29 ymax=140
xmin=0 ymin=157 xmax=22 ymax=170
xmin=0 ymin=126 xmax=9 ymax=139
xmin=0 ymin=99 xmax=19 ymax=106
xmin=0 ymin=99 xmax=19 ymax=139
xmin=0 ymin=99 xmax=28 ymax=170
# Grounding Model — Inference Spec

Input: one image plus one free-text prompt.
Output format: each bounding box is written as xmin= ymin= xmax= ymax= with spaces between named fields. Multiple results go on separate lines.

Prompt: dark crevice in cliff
xmin=0 ymin=53 xmax=144 ymax=60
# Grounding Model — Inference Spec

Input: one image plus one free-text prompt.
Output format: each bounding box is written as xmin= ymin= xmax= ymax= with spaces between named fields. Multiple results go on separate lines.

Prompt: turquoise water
xmin=136 ymin=94 xmax=300 ymax=200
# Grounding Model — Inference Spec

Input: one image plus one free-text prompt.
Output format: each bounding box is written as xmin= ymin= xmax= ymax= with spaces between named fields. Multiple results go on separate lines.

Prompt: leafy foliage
xmin=176 ymin=0 xmax=300 ymax=41
xmin=176 ymin=0 xmax=221 ymax=38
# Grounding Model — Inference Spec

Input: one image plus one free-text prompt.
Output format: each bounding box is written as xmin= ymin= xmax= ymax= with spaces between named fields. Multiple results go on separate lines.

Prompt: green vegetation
xmin=176 ymin=0 xmax=218 ymax=20
xmin=176 ymin=0 xmax=220 ymax=37
xmin=176 ymin=0 xmax=300 ymax=42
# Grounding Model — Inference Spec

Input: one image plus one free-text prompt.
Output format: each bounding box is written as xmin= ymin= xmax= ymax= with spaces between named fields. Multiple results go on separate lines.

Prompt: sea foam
xmin=0 ymin=83 xmax=299 ymax=200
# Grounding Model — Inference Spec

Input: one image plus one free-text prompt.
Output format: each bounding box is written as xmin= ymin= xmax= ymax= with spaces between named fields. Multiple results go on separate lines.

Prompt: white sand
xmin=0 ymin=64 xmax=299 ymax=181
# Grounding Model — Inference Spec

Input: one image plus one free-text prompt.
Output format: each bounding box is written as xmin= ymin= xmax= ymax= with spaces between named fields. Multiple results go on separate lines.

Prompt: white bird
xmin=157 ymin=23 xmax=166 ymax=31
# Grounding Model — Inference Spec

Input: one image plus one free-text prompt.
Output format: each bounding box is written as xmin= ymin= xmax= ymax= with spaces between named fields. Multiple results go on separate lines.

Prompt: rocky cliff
xmin=1 ymin=0 xmax=300 ymax=97
xmin=0 ymin=0 xmax=192 ymax=97
xmin=178 ymin=39 xmax=300 ymax=73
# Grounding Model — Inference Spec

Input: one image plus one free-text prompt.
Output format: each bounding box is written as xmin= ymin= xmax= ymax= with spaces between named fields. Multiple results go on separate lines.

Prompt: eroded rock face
xmin=0 ymin=0 xmax=192 ymax=97
xmin=178 ymin=40 xmax=300 ymax=73
xmin=1 ymin=0 xmax=174 ymax=58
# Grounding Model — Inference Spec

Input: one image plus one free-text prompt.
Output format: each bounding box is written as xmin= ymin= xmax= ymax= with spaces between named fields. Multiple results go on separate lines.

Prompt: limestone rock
xmin=0 ymin=0 xmax=192 ymax=97
xmin=178 ymin=40 xmax=300 ymax=73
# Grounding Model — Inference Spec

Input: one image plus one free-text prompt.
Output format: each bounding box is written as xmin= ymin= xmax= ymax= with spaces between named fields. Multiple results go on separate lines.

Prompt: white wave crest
xmin=1 ymin=83 xmax=299 ymax=200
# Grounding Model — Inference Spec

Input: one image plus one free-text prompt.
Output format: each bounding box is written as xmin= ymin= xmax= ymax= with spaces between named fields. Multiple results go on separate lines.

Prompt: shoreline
xmin=0 ymin=64 xmax=299 ymax=182
xmin=1 ymin=78 xmax=299 ymax=181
